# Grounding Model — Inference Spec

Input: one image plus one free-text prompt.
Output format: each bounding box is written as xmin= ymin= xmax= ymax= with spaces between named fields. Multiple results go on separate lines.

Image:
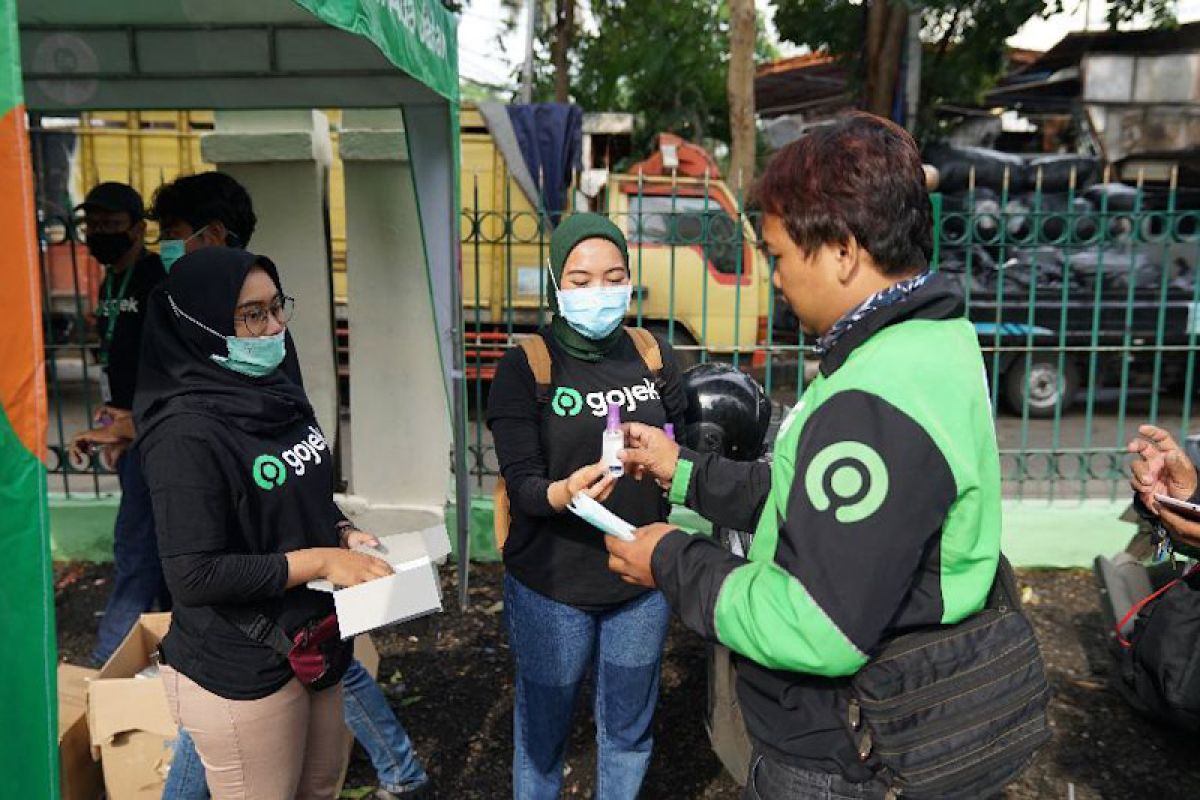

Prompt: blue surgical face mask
xmin=548 ymin=261 xmax=632 ymax=340
xmin=159 ymin=225 xmax=208 ymax=272
xmin=168 ymin=293 xmax=287 ymax=378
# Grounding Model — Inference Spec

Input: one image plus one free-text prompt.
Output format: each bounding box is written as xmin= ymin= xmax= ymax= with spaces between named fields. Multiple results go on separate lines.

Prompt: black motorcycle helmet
xmin=681 ymin=363 xmax=772 ymax=461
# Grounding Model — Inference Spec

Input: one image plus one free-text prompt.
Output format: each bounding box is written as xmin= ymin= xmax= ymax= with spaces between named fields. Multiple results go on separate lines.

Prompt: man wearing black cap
xmin=68 ymin=181 xmax=170 ymax=665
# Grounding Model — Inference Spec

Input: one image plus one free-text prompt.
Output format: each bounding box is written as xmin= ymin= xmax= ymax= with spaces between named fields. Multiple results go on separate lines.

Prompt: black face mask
xmin=86 ymin=232 xmax=134 ymax=265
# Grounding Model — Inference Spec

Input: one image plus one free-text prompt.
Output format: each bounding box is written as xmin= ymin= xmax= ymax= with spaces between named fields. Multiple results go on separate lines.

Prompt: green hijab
xmin=548 ymin=213 xmax=631 ymax=362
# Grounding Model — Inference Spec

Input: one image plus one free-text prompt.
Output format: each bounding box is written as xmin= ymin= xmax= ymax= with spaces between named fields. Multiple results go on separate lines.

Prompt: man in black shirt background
xmin=68 ymin=182 xmax=169 ymax=664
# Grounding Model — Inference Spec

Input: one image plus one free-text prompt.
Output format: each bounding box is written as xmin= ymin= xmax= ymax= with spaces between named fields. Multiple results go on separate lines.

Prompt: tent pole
xmin=453 ymin=240 xmax=472 ymax=610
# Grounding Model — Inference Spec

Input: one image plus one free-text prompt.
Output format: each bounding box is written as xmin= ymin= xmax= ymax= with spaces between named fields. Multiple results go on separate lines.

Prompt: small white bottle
xmin=602 ymin=403 xmax=625 ymax=478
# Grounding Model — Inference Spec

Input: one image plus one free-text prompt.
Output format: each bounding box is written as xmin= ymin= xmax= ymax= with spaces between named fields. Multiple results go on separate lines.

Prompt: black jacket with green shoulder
xmin=651 ymin=274 xmax=1003 ymax=779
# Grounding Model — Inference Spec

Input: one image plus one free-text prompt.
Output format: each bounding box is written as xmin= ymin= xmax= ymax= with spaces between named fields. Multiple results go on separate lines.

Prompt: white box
xmin=310 ymin=528 xmax=446 ymax=638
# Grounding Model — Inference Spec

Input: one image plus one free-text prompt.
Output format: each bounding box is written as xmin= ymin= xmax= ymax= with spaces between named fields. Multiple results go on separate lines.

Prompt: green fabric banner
xmin=0 ymin=0 xmax=19 ymax=111
xmin=293 ymin=0 xmax=458 ymax=102
xmin=1 ymin=4 xmax=56 ymax=796
xmin=0 ymin=411 xmax=56 ymax=799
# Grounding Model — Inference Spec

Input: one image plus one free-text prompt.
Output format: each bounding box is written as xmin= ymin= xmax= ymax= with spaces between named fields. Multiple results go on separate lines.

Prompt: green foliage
xmin=481 ymin=0 xmax=777 ymax=156
xmin=574 ymin=0 xmax=734 ymax=152
xmin=1107 ymin=0 xmax=1178 ymax=28
xmin=770 ymin=0 xmax=1179 ymax=135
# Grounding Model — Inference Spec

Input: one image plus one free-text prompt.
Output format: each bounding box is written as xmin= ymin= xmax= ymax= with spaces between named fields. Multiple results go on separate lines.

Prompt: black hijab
xmin=133 ymin=247 xmax=313 ymax=439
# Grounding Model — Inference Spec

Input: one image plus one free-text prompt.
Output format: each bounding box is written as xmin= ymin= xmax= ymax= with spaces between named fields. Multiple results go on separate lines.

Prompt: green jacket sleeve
xmin=652 ymin=389 xmax=959 ymax=677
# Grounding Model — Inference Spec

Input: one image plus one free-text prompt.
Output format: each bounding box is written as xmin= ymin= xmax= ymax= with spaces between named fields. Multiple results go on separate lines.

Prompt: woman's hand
xmin=619 ymin=422 xmax=680 ymax=489
xmin=548 ymin=461 xmax=616 ymax=512
xmin=320 ymin=549 xmax=394 ymax=587
xmin=285 ymin=547 xmax=392 ymax=589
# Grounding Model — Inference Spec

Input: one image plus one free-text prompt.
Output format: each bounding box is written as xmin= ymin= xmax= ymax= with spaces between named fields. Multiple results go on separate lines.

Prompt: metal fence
xmin=37 ymin=214 xmax=120 ymax=497
xmin=462 ymin=170 xmax=1200 ymax=501
xmin=34 ymin=164 xmax=1200 ymax=502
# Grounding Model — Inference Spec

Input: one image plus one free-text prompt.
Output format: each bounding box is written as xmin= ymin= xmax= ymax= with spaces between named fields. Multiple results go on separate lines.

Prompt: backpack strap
xmin=494 ymin=477 xmax=512 ymax=552
xmin=518 ymin=334 xmax=553 ymax=404
xmin=219 ymin=607 xmax=296 ymax=658
xmin=626 ymin=326 xmax=663 ymax=378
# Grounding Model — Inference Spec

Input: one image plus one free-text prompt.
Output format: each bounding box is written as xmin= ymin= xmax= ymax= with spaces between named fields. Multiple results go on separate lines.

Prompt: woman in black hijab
xmin=135 ymin=247 xmax=392 ymax=800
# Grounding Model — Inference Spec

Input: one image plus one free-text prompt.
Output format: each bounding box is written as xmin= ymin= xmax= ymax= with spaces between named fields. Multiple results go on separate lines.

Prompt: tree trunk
xmin=863 ymin=0 xmax=910 ymax=119
xmin=552 ymin=0 xmax=574 ymax=103
xmin=727 ymin=0 xmax=756 ymax=190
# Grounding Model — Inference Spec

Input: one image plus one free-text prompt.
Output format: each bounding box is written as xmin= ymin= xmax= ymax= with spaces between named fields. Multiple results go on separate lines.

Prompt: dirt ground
xmin=55 ymin=563 xmax=1200 ymax=800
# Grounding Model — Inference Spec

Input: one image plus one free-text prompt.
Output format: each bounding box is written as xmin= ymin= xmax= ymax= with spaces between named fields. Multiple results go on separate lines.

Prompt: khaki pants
xmin=161 ymin=664 xmax=346 ymax=800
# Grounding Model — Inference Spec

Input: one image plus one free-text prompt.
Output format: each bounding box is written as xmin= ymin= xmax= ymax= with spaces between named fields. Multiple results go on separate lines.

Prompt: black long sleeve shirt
xmin=97 ymin=252 xmax=166 ymax=410
xmin=140 ymin=411 xmax=349 ymax=699
xmin=487 ymin=330 xmax=687 ymax=609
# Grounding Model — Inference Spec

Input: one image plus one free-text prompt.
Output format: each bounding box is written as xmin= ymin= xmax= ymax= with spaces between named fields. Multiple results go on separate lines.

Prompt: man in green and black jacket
xmin=607 ymin=113 xmax=1003 ymax=798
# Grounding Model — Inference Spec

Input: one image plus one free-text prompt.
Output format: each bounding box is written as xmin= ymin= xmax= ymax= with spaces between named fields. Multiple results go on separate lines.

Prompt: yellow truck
xmin=460 ymin=106 xmax=773 ymax=377
xmin=42 ymin=107 xmax=775 ymax=378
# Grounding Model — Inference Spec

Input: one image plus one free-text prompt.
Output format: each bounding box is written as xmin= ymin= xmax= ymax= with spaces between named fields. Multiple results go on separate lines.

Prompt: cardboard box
xmin=59 ymin=664 xmax=104 ymax=800
xmin=88 ymin=613 xmax=176 ymax=800
xmin=310 ymin=528 xmax=447 ymax=638
xmin=88 ymin=614 xmax=381 ymax=799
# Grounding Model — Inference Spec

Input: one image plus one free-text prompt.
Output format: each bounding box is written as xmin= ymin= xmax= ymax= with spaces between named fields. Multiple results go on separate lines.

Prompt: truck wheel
xmin=645 ymin=323 xmax=701 ymax=369
xmin=1003 ymin=356 xmax=1079 ymax=417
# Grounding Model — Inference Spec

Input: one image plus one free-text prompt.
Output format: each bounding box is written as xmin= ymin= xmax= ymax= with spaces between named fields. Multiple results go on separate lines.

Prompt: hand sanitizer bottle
xmin=602 ymin=403 xmax=625 ymax=478
xmin=663 ymin=423 xmax=675 ymax=442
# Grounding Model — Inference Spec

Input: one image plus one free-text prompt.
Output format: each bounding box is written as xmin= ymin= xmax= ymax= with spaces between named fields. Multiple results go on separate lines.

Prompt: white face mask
xmin=547 ymin=261 xmax=632 ymax=340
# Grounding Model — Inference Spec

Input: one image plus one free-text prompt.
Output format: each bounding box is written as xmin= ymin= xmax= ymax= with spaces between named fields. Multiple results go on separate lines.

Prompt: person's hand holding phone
xmin=1128 ymin=425 xmax=1200 ymax=549
xmin=1128 ymin=425 xmax=1198 ymax=511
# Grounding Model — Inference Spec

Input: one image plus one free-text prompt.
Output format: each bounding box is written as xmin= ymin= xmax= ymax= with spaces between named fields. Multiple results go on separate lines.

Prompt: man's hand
xmin=1157 ymin=506 xmax=1200 ymax=552
xmin=94 ymin=406 xmax=136 ymax=440
xmin=1127 ymin=425 xmax=1198 ymax=512
xmin=619 ymin=422 xmax=681 ymax=489
xmin=605 ymin=522 xmax=677 ymax=588
xmin=69 ymin=426 xmax=132 ymax=464
xmin=94 ymin=405 xmax=131 ymax=425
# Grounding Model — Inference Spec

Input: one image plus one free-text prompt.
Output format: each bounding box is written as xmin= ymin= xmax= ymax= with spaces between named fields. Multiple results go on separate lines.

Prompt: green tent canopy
xmin=5 ymin=1 xmax=468 ymax=795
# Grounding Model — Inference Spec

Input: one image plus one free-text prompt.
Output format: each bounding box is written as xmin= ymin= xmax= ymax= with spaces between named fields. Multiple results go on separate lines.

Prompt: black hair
xmin=150 ymin=172 xmax=257 ymax=248
xmin=751 ymin=112 xmax=931 ymax=275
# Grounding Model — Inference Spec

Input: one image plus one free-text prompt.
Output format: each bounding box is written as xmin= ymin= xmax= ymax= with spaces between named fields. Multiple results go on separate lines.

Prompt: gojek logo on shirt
xmin=804 ymin=441 xmax=889 ymax=524
xmin=551 ymin=378 xmax=661 ymax=418
xmin=252 ymin=425 xmax=329 ymax=490
xmin=96 ymin=298 xmax=139 ymax=316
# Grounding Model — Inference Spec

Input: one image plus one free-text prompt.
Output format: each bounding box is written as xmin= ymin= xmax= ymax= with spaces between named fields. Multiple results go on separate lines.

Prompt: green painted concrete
xmin=49 ymin=493 xmax=118 ymax=563
xmin=51 ymin=494 xmax=1138 ymax=569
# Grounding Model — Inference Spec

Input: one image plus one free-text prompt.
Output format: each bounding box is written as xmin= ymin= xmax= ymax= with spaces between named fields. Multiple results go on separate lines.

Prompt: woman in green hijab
xmin=486 ymin=214 xmax=688 ymax=798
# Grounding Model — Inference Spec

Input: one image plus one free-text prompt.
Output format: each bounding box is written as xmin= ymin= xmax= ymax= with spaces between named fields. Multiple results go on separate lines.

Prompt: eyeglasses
xmin=235 ymin=295 xmax=295 ymax=336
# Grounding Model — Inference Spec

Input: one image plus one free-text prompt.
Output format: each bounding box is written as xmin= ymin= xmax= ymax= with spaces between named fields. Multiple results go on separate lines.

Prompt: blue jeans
xmin=92 ymin=445 xmax=170 ymax=664
xmin=505 ymin=574 xmax=671 ymax=800
xmin=163 ymin=658 xmax=428 ymax=798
